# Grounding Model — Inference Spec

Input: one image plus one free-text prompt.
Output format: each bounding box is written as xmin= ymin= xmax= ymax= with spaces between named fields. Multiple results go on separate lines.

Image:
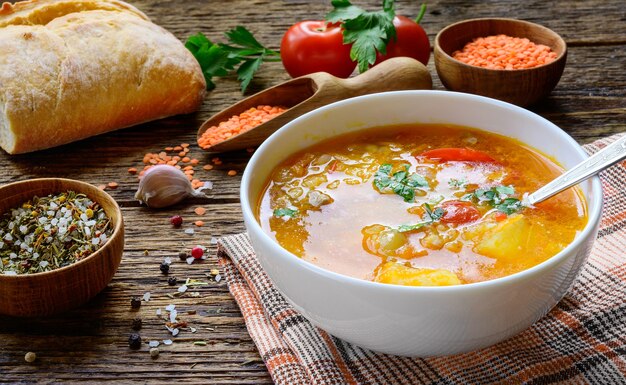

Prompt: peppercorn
xmin=130 ymin=297 xmax=141 ymax=309
xmin=168 ymin=277 xmax=178 ymax=286
xmin=24 ymin=352 xmax=36 ymax=363
xmin=150 ymin=347 xmax=160 ymax=359
xmin=191 ymin=246 xmax=204 ymax=259
xmin=160 ymin=262 xmax=170 ymax=274
xmin=178 ymin=251 xmax=188 ymax=261
xmin=128 ymin=333 xmax=142 ymax=350
xmin=131 ymin=318 xmax=142 ymax=331
xmin=170 ymin=215 xmax=183 ymax=228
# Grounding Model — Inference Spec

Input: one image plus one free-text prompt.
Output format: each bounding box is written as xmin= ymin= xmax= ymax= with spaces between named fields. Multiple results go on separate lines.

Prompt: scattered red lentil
xmin=452 ymin=34 xmax=558 ymax=70
xmin=194 ymin=220 xmax=204 ymax=227
xmin=107 ymin=182 xmax=119 ymax=189
xmin=98 ymin=184 xmax=107 ymax=190
xmin=203 ymin=165 xmax=213 ymax=171
xmin=227 ymin=170 xmax=237 ymax=176
xmin=246 ymin=147 xmax=255 ymax=153
xmin=134 ymin=143 xmax=215 ymax=191
xmin=128 ymin=167 xmax=137 ymax=175
xmin=194 ymin=207 xmax=206 ymax=215
xmin=198 ymin=105 xmax=288 ymax=149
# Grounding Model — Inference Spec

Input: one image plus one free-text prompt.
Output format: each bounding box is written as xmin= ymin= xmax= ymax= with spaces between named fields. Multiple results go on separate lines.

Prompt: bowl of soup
xmin=240 ymin=91 xmax=602 ymax=356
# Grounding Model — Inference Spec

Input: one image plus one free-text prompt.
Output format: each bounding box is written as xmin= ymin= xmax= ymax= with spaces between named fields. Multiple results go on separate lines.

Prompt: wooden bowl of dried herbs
xmin=0 ymin=178 xmax=124 ymax=317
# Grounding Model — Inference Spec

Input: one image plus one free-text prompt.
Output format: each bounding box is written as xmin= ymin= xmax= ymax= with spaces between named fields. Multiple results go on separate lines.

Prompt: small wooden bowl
xmin=0 ymin=179 xmax=124 ymax=317
xmin=434 ymin=18 xmax=567 ymax=107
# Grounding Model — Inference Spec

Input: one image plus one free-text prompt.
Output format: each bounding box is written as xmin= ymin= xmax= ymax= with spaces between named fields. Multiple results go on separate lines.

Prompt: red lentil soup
xmin=256 ymin=124 xmax=587 ymax=286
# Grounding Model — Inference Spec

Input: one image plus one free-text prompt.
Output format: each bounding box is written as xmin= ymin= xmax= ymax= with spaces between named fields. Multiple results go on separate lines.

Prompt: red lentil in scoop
xmin=452 ymin=34 xmax=558 ymax=70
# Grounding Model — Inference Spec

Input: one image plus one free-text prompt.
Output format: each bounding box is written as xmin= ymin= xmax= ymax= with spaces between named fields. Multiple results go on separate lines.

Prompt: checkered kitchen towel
xmin=218 ymin=134 xmax=626 ymax=385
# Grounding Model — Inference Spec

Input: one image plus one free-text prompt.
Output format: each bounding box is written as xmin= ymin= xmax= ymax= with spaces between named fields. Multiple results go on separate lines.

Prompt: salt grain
xmin=178 ymin=285 xmax=188 ymax=293
xmin=215 ymin=274 xmax=222 ymax=283
xmin=149 ymin=340 xmax=160 ymax=347
xmin=169 ymin=310 xmax=178 ymax=323
xmin=172 ymin=328 xmax=180 ymax=337
xmin=143 ymin=292 xmax=151 ymax=302
xmin=184 ymin=228 xmax=195 ymax=235
xmin=163 ymin=339 xmax=173 ymax=345
xmin=186 ymin=257 xmax=195 ymax=265
xmin=165 ymin=304 xmax=176 ymax=312
xmin=210 ymin=237 xmax=218 ymax=245
xmin=156 ymin=308 xmax=162 ymax=316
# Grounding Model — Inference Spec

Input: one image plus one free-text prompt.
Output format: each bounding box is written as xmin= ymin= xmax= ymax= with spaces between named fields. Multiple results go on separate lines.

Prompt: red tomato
xmin=440 ymin=201 xmax=481 ymax=224
xmin=374 ymin=16 xmax=430 ymax=66
xmin=281 ymin=21 xmax=356 ymax=78
xmin=420 ymin=148 xmax=497 ymax=163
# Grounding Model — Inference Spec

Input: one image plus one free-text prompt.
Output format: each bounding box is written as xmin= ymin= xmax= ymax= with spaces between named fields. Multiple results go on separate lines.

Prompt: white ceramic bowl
xmin=240 ymin=91 xmax=602 ymax=357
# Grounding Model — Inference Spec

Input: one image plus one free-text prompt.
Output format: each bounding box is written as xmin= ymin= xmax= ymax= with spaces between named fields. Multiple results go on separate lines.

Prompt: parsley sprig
xmin=463 ymin=185 xmax=523 ymax=215
xmin=373 ymin=163 xmax=429 ymax=202
xmin=185 ymin=27 xmax=280 ymax=93
xmin=326 ymin=0 xmax=396 ymax=73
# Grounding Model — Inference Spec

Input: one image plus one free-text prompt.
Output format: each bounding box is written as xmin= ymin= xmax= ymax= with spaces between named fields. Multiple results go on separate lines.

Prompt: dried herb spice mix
xmin=0 ymin=191 xmax=113 ymax=275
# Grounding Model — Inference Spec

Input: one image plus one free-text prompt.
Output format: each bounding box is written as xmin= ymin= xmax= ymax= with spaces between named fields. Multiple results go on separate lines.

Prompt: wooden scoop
xmin=197 ymin=57 xmax=433 ymax=152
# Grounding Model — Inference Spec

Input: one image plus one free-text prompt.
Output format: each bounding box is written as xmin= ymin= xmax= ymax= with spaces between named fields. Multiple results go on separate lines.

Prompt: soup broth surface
xmin=257 ymin=124 xmax=587 ymax=286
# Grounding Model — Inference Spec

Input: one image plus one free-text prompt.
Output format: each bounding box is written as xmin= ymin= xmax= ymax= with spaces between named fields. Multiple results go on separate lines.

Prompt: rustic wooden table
xmin=1 ymin=0 xmax=624 ymax=383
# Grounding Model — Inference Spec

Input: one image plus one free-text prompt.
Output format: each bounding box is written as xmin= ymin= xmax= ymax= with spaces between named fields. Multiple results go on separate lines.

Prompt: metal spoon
xmin=525 ymin=135 xmax=626 ymax=205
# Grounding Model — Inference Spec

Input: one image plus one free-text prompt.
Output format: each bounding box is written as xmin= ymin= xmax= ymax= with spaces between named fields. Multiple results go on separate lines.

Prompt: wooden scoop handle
xmin=308 ymin=56 xmax=433 ymax=99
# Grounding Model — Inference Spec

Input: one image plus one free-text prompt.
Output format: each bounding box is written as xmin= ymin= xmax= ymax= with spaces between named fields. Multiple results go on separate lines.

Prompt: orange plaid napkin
xmin=218 ymin=134 xmax=626 ymax=385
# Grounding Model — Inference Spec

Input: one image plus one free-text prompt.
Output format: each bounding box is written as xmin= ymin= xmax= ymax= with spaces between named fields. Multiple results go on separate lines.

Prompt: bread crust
xmin=0 ymin=0 xmax=205 ymax=154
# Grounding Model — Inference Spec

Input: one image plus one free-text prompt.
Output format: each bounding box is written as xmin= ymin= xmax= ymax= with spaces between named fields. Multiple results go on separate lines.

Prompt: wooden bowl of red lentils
xmin=434 ymin=18 xmax=567 ymax=107
xmin=0 ymin=178 xmax=124 ymax=317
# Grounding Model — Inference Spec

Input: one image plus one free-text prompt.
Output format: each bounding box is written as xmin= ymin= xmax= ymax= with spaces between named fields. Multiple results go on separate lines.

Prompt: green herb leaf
xmin=397 ymin=222 xmax=427 ymax=233
xmin=373 ymin=163 xmax=393 ymax=190
xmin=397 ymin=203 xmax=445 ymax=232
xmin=326 ymin=0 xmax=396 ymax=73
xmin=496 ymin=198 xmax=523 ymax=215
xmin=448 ymin=178 xmax=467 ymax=189
xmin=185 ymin=28 xmax=279 ymax=94
xmin=407 ymin=174 xmax=429 ymax=188
xmin=326 ymin=0 xmax=365 ymax=23
xmin=465 ymin=185 xmax=524 ymax=215
xmin=224 ymin=26 xmax=265 ymax=50
xmin=373 ymin=164 xmax=429 ymax=203
xmin=237 ymin=57 xmax=264 ymax=94
xmin=424 ymin=203 xmax=445 ymax=222
xmin=273 ymin=208 xmax=299 ymax=218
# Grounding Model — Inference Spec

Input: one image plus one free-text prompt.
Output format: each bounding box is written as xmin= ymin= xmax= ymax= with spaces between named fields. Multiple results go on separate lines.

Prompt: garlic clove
xmin=135 ymin=164 xmax=205 ymax=208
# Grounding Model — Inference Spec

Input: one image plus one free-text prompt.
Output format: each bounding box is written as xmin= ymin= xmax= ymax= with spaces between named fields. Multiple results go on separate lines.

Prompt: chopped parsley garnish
xmin=448 ymin=178 xmax=467 ymax=189
xmin=373 ymin=163 xmax=429 ymax=202
xmin=397 ymin=223 xmax=427 ymax=233
xmin=463 ymin=185 xmax=523 ymax=215
xmin=273 ymin=208 xmax=299 ymax=218
xmin=397 ymin=203 xmax=445 ymax=233
xmin=424 ymin=203 xmax=445 ymax=222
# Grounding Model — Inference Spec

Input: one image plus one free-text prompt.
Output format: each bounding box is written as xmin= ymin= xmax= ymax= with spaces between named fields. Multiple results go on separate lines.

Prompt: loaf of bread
xmin=0 ymin=0 xmax=206 ymax=154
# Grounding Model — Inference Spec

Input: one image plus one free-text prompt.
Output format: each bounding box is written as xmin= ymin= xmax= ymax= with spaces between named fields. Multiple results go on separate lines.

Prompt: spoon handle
xmin=526 ymin=135 xmax=626 ymax=205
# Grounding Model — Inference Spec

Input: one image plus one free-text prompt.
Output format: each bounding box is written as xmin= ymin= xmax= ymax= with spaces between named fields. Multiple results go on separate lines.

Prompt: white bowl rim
xmin=241 ymin=90 xmax=603 ymax=293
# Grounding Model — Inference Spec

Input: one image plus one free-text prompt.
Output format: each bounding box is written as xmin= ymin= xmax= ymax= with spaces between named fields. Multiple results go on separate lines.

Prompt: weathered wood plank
xmin=0 ymin=0 xmax=625 ymax=383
